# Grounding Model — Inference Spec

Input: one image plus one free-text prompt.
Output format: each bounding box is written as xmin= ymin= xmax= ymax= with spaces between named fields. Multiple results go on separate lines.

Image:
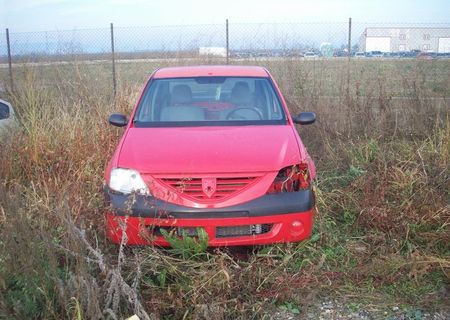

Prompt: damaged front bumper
xmin=104 ymin=186 xmax=315 ymax=246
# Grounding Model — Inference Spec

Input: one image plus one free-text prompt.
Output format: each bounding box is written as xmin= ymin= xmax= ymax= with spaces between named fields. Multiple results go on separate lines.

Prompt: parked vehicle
xmin=354 ymin=52 xmax=365 ymax=58
xmin=105 ymin=65 xmax=317 ymax=247
xmin=303 ymin=51 xmax=319 ymax=59
xmin=0 ymin=99 xmax=15 ymax=133
xmin=399 ymin=51 xmax=416 ymax=58
xmin=436 ymin=52 xmax=450 ymax=59
xmin=383 ymin=52 xmax=400 ymax=58
xmin=368 ymin=51 xmax=383 ymax=58
xmin=333 ymin=50 xmax=349 ymax=57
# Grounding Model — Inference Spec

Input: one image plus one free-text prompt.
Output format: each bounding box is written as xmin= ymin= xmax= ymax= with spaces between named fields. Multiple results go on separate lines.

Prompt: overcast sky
xmin=1 ymin=0 xmax=449 ymax=32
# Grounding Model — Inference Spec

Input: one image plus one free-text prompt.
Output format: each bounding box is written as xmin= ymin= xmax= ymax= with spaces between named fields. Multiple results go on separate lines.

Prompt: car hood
xmin=117 ymin=125 xmax=302 ymax=174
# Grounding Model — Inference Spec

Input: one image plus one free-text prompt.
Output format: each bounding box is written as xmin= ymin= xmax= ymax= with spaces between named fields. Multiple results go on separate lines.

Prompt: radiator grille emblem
xmin=202 ymin=178 xmax=217 ymax=198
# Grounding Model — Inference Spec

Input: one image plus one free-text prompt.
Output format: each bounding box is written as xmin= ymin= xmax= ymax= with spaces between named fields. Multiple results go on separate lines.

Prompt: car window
xmin=134 ymin=77 xmax=286 ymax=127
xmin=0 ymin=102 xmax=10 ymax=120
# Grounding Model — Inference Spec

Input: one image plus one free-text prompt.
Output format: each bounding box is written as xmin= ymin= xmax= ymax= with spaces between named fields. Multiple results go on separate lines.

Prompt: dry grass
xmin=0 ymin=59 xmax=449 ymax=319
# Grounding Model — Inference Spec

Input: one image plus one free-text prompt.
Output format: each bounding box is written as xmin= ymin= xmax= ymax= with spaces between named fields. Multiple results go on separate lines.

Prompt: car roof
xmin=153 ymin=65 xmax=269 ymax=79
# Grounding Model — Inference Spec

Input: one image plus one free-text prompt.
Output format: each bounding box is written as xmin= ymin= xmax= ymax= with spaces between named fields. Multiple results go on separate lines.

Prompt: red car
xmin=105 ymin=65 xmax=317 ymax=247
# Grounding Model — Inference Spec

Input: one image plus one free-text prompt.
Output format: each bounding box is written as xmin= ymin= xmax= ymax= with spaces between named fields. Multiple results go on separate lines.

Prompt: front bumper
xmin=104 ymin=187 xmax=315 ymax=246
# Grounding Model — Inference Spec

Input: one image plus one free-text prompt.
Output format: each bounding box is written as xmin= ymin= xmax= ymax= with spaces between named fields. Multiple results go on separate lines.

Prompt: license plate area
xmin=176 ymin=227 xmax=198 ymax=237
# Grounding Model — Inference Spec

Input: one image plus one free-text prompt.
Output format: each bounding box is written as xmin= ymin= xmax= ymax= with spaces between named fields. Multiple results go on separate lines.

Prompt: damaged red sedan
xmin=105 ymin=65 xmax=317 ymax=246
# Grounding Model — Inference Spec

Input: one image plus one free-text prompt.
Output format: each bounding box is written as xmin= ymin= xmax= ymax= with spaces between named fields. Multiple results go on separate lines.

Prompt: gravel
xmin=271 ymin=299 xmax=450 ymax=319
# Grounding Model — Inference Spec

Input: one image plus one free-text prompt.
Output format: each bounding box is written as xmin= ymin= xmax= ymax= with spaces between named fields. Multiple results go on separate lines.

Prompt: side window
xmin=0 ymin=102 xmax=10 ymax=120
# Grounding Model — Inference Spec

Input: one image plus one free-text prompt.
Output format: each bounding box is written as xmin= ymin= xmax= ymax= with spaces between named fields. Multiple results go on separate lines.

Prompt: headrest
xmin=171 ymin=84 xmax=192 ymax=104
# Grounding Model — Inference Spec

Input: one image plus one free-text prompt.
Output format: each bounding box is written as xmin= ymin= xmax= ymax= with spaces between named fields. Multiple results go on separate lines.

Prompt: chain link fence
xmin=1 ymin=20 xmax=449 ymax=100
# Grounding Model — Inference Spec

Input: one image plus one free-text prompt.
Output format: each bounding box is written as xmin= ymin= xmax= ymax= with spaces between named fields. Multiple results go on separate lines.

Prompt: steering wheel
xmin=226 ymin=107 xmax=263 ymax=120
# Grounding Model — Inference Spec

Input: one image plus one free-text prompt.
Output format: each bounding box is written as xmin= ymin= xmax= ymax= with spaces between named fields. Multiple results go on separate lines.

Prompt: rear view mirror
xmin=0 ymin=102 xmax=10 ymax=120
xmin=109 ymin=113 xmax=128 ymax=127
xmin=293 ymin=112 xmax=316 ymax=125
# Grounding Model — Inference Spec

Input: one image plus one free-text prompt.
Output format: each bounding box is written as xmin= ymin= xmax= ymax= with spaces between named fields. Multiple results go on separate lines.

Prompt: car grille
xmin=157 ymin=176 xmax=258 ymax=202
xmin=216 ymin=224 xmax=272 ymax=238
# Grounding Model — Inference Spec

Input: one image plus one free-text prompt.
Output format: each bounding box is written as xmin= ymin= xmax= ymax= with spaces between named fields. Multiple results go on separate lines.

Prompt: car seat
xmin=230 ymin=81 xmax=253 ymax=106
xmin=170 ymin=84 xmax=193 ymax=105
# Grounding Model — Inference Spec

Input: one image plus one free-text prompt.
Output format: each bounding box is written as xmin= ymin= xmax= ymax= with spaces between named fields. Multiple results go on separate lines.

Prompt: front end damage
xmin=104 ymin=164 xmax=316 ymax=247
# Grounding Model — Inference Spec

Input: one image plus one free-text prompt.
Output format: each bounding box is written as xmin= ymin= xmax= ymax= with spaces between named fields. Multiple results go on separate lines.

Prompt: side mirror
xmin=293 ymin=112 xmax=316 ymax=125
xmin=108 ymin=113 xmax=128 ymax=127
xmin=0 ymin=101 xmax=11 ymax=120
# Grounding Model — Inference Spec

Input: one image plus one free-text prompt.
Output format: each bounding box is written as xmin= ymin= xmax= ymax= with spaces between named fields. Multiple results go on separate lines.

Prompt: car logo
xmin=202 ymin=178 xmax=217 ymax=198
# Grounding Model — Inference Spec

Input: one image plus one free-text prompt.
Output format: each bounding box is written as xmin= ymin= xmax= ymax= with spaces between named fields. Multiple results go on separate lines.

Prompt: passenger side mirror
xmin=109 ymin=113 xmax=128 ymax=127
xmin=293 ymin=112 xmax=316 ymax=125
xmin=0 ymin=102 xmax=11 ymax=120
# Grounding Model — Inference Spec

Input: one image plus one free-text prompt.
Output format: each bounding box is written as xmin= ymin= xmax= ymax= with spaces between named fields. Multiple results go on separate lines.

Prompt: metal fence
xmin=1 ymin=19 xmax=450 ymax=95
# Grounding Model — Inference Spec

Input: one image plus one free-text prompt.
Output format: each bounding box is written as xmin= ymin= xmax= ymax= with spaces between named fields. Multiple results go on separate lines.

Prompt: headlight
xmin=266 ymin=163 xmax=310 ymax=194
xmin=109 ymin=168 xmax=149 ymax=194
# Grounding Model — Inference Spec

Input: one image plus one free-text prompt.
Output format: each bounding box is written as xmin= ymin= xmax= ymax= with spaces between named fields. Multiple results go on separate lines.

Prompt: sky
xmin=1 ymin=0 xmax=450 ymax=32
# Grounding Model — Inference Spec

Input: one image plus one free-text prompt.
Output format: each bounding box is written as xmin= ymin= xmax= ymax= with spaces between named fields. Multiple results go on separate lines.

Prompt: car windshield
xmin=133 ymin=77 xmax=287 ymax=127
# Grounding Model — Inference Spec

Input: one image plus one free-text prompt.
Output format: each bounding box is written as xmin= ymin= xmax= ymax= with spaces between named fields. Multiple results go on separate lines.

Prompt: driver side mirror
xmin=293 ymin=112 xmax=316 ymax=125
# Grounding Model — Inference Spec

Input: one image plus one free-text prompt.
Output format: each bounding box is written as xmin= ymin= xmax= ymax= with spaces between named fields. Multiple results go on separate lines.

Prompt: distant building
xmin=359 ymin=27 xmax=450 ymax=52
xmin=199 ymin=47 xmax=227 ymax=57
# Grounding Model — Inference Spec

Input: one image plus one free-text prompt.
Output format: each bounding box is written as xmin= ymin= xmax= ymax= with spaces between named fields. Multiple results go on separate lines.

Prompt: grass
xmin=0 ymin=58 xmax=449 ymax=319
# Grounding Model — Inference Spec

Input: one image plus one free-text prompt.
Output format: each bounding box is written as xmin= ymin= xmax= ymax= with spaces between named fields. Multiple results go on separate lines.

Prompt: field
xmin=0 ymin=58 xmax=449 ymax=319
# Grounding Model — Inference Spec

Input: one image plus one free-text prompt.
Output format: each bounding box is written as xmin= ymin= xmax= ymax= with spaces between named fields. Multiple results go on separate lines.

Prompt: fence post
xmin=347 ymin=17 xmax=352 ymax=95
xmin=226 ymin=19 xmax=229 ymax=64
xmin=6 ymin=28 xmax=13 ymax=91
xmin=347 ymin=17 xmax=352 ymax=61
xmin=347 ymin=17 xmax=352 ymax=135
xmin=110 ymin=23 xmax=117 ymax=99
